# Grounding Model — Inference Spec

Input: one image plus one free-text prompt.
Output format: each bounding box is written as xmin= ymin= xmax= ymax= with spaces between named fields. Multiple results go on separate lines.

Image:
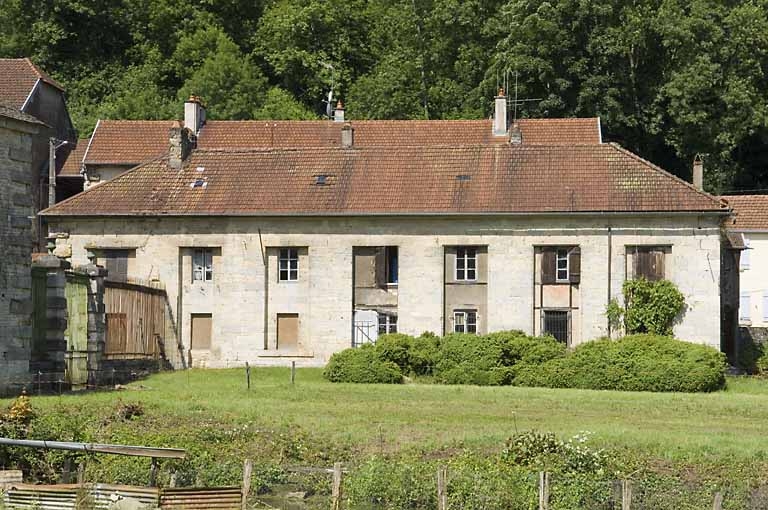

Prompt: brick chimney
xmin=693 ymin=154 xmax=704 ymax=191
xmin=184 ymin=95 xmax=206 ymax=135
xmin=493 ymin=88 xmax=507 ymax=136
xmin=169 ymin=121 xmax=193 ymax=170
xmin=341 ymin=122 xmax=354 ymax=148
xmin=334 ymin=100 xmax=345 ymax=122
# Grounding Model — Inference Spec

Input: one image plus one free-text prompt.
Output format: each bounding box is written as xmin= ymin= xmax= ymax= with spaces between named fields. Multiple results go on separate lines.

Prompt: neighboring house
xmin=0 ymin=103 xmax=43 ymax=392
xmin=0 ymin=58 xmax=77 ymax=247
xmin=41 ymin=94 xmax=730 ymax=367
xmin=723 ymin=195 xmax=768 ymax=329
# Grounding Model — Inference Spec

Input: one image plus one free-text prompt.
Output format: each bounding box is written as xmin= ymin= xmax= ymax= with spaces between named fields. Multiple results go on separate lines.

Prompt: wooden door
xmin=191 ymin=314 xmax=212 ymax=350
xmin=277 ymin=313 xmax=299 ymax=350
xmin=64 ymin=274 xmax=89 ymax=390
xmin=106 ymin=313 xmax=128 ymax=354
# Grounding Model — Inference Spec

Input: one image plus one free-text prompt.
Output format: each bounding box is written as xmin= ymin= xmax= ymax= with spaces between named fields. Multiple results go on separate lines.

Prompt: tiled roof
xmin=0 ymin=58 xmax=64 ymax=109
xmin=43 ymin=143 xmax=725 ymax=217
xmin=59 ymin=140 xmax=89 ymax=176
xmin=721 ymin=195 xmax=768 ymax=231
xmin=83 ymin=118 xmax=602 ymax=165
xmin=0 ymin=102 xmax=45 ymax=125
xmin=84 ymin=120 xmax=176 ymax=165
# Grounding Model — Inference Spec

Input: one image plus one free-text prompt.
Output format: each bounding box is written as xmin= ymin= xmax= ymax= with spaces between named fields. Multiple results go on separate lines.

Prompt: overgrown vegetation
xmin=1 ymin=370 xmax=768 ymax=507
xmin=326 ymin=332 xmax=726 ymax=392
xmin=607 ymin=278 xmax=687 ymax=336
xmin=2 ymin=1 xmax=768 ymax=191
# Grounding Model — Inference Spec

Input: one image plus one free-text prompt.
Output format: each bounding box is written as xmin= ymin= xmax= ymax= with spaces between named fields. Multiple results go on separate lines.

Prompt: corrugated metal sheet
xmin=159 ymin=487 xmax=242 ymax=509
xmin=3 ymin=483 xmax=159 ymax=509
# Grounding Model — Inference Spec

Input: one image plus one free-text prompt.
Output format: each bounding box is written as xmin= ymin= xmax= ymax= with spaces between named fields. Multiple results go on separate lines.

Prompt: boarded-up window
xmin=191 ymin=314 xmax=212 ymax=350
xmin=277 ymin=313 xmax=299 ymax=350
xmin=103 ymin=249 xmax=131 ymax=281
xmin=633 ymin=247 xmax=666 ymax=281
xmin=105 ymin=313 xmax=128 ymax=354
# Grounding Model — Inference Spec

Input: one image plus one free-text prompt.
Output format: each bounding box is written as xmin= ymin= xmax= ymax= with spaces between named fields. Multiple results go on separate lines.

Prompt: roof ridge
xmin=607 ymin=143 xmax=727 ymax=209
xmin=23 ymin=57 xmax=65 ymax=91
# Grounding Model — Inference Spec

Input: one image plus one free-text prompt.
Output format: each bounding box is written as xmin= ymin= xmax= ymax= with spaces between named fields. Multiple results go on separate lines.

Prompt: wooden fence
xmin=104 ymin=279 xmax=181 ymax=366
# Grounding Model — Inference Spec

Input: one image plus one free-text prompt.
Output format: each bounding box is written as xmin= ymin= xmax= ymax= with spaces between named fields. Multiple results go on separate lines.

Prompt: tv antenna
xmin=498 ymin=70 xmax=542 ymax=123
xmin=320 ymin=61 xmax=336 ymax=119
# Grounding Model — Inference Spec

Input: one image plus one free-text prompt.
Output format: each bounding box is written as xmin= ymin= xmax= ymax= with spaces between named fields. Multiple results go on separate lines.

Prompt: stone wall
xmin=48 ymin=214 xmax=725 ymax=367
xmin=0 ymin=117 xmax=39 ymax=394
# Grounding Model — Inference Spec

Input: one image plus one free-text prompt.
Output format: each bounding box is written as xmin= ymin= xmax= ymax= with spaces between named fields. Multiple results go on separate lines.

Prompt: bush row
xmin=323 ymin=332 xmax=727 ymax=392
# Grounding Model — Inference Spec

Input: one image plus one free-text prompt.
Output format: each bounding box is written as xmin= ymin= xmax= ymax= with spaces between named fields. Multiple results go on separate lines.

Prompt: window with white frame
xmin=455 ymin=247 xmax=477 ymax=281
xmin=556 ymin=248 xmax=569 ymax=282
xmin=279 ymin=248 xmax=299 ymax=281
xmin=192 ymin=248 xmax=213 ymax=282
xmin=740 ymin=293 xmax=751 ymax=322
xmin=378 ymin=313 xmax=398 ymax=334
xmin=454 ymin=310 xmax=478 ymax=333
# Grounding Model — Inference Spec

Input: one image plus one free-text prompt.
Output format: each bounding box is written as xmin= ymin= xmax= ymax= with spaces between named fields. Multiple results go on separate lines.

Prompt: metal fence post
xmin=245 ymin=362 xmax=250 ymax=390
xmin=291 ymin=361 xmax=296 ymax=384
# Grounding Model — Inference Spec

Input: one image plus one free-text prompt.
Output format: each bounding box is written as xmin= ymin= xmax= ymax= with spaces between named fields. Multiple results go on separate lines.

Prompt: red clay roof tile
xmin=0 ymin=58 xmax=64 ymax=109
xmin=59 ymin=140 xmax=89 ymax=176
xmin=44 ymin=143 xmax=725 ymax=217
xmin=721 ymin=195 xmax=768 ymax=231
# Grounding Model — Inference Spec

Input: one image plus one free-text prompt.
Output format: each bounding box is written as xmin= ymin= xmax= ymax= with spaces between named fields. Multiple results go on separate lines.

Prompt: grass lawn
xmin=7 ymin=368 xmax=768 ymax=465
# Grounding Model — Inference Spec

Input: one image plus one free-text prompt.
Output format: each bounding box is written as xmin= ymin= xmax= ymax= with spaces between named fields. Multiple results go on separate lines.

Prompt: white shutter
xmin=740 ymin=293 xmax=751 ymax=322
xmin=740 ymin=236 xmax=750 ymax=270
xmin=763 ymin=291 xmax=768 ymax=322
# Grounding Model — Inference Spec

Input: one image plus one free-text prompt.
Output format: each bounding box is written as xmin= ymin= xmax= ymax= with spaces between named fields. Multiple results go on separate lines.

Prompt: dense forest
xmin=1 ymin=0 xmax=767 ymax=193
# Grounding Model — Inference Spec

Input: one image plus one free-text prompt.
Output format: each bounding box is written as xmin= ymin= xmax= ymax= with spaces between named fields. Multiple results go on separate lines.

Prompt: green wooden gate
xmin=64 ymin=272 xmax=89 ymax=390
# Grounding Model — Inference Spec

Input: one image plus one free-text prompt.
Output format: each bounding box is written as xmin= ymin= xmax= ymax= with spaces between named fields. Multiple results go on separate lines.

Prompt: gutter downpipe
xmin=607 ymin=226 xmax=612 ymax=338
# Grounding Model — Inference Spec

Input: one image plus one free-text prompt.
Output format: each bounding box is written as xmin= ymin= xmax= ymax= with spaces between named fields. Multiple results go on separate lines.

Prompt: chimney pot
xmin=693 ymin=154 xmax=704 ymax=191
xmin=341 ymin=122 xmax=354 ymax=148
xmin=169 ymin=123 xmax=194 ymax=170
xmin=493 ymin=89 xmax=507 ymax=136
xmin=184 ymin=95 xmax=206 ymax=135
xmin=334 ymin=100 xmax=345 ymax=122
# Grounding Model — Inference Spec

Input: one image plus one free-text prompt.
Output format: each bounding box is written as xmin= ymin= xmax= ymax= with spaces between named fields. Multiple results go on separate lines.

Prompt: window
xmin=541 ymin=246 xmax=580 ymax=284
xmin=378 ymin=313 xmax=398 ymax=334
xmin=456 ymin=248 xmax=477 ymax=281
xmin=631 ymin=246 xmax=666 ymax=281
xmin=103 ymin=249 xmax=132 ymax=281
xmin=386 ymin=247 xmax=398 ymax=284
xmin=277 ymin=313 xmax=299 ymax=350
xmin=543 ymin=310 xmax=569 ymax=343
xmin=454 ymin=310 xmax=477 ymax=333
xmin=556 ymin=249 xmax=569 ymax=282
xmin=741 ymin=236 xmax=750 ymax=270
xmin=740 ymin=293 xmax=751 ymax=322
xmin=279 ymin=248 xmax=299 ymax=281
xmin=193 ymin=248 xmax=213 ymax=281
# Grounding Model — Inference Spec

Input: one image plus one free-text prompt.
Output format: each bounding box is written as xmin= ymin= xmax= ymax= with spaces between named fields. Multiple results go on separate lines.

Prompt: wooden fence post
xmin=538 ymin=472 xmax=549 ymax=510
xmin=331 ymin=462 xmax=343 ymax=510
xmin=437 ymin=465 xmax=448 ymax=510
xmin=76 ymin=462 xmax=85 ymax=484
xmin=291 ymin=361 xmax=296 ymax=385
xmin=148 ymin=458 xmax=158 ymax=487
xmin=712 ymin=492 xmax=723 ymax=510
xmin=245 ymin=362 xmax=250 ymax=390
xmin=621 ymin=480 xmax=632 ymax=510
xmin=241 ymin=459 xmax=253 ymax=510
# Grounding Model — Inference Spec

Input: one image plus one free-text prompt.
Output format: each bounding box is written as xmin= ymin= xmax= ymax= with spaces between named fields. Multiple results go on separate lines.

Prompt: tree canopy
xmin=2 ymin=0 xmax=766 ymax=192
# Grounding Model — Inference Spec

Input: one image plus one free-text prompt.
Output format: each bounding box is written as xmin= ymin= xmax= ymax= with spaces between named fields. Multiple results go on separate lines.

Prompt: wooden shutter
xmin=191 ymin=314 xmax=212 ymax=349
xmin=541 ymin=248 xmax=556 ymax=284
xmin=277 ymin=313 xmax=299 ymax=350
xmin=650 ymin=249 xmax=665 ymax=281
xmin=568 ymin=246 xmax=581 ymax=284
xmin=105 ymin=249 xmax=129 ymax=281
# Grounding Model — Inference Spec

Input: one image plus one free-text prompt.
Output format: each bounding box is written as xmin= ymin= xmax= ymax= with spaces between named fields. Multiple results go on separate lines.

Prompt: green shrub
xmin=515 ymin=334 xmax=726 ymax=392
xmin=433 ymin=331 xmax=565 ymax=386
xmin=323 ymin=345 xmax=403 ymax=384
xmin=736 ymin=333 xmax=768 ymax=375
xmin=374 ymin=333 xmax=415 ymax=373
xmin=622 ymin=279 xmax=686 ymax=335
xmin=408 ymin=333 xmax=441 ymax=376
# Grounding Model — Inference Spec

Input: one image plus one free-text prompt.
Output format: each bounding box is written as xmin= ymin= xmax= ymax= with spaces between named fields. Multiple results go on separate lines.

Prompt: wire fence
xmin=0 ymin=366 xmax=163 ymax=398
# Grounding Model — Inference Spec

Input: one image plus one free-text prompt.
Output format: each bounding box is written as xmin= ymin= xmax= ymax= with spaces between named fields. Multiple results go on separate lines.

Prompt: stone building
xmin=41 ymin=96 xmax=731 ymax=367
xmin=0 ymin=58 xmax=77 ymax=247
xmin=0 ymin=104 xmax=43 ymax=389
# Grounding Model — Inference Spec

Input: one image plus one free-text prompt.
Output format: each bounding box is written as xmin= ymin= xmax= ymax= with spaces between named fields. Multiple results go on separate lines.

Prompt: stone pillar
xmin=30 ymin=243 xmax=70 ymax=379
xmin=81 ymin=248 xmax=107 ymax=386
